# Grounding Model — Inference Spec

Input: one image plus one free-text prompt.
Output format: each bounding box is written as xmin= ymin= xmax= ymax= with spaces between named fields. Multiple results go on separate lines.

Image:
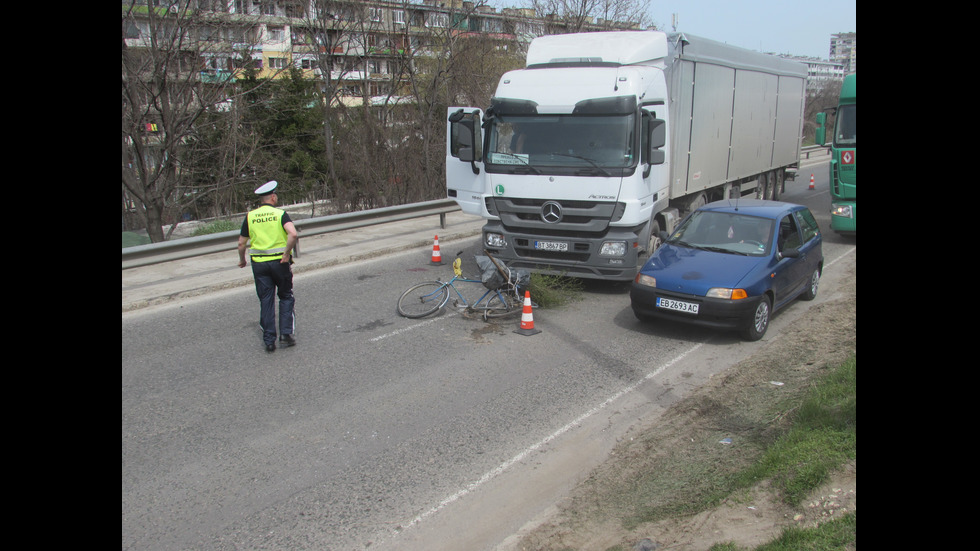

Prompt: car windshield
xmin=667 ymin=210 xmax=774 ymax=256
xmin=485 ymin=114 xmax=635 ymax=174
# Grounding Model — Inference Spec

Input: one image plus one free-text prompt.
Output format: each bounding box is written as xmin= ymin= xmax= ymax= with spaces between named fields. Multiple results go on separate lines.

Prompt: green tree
xmin=243 ymin=68 xmax=327 ymax=206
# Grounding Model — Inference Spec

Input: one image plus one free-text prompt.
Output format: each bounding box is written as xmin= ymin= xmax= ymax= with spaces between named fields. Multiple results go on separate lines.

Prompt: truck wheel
xmin=771 ymin=170 xmax=783 ymax=200
xmin=644 ymin=219 xmax=662 ymax=255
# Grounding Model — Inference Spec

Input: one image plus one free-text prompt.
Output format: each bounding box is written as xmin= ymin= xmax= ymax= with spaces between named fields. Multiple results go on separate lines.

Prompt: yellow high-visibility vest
xmin=246 ymin=205 xmax=288 ymax=262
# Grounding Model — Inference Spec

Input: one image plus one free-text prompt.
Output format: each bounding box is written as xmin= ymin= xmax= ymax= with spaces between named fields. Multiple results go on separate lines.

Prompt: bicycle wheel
xmin=483 ymin=289 xmax=521 ymax=319
xmin=397 ymin=281 xmax=449 ymax=318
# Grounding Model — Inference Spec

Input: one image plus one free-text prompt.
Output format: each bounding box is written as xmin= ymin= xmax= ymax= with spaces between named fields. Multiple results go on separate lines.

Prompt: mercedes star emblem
xmin=541 ymin=201 xmax=562 ymax=223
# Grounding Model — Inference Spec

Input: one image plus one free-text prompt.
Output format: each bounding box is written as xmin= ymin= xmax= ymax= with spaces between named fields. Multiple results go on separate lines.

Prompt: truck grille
xmin=492 ymin=197 xmax=618 ymax=234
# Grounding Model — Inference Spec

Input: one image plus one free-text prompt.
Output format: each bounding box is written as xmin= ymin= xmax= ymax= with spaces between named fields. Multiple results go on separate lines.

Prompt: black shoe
xmin=265 ymin=342 xmax=276 ymax=353
xmin=279 ymin=334 xmax=296 ymax=348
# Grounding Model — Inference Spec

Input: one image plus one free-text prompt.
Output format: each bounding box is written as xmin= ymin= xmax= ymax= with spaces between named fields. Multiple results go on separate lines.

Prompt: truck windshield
xmin=834 ymin=104 xmax=855 ymax=147
xmin=486 ymin=114 xmax=635 ymax=173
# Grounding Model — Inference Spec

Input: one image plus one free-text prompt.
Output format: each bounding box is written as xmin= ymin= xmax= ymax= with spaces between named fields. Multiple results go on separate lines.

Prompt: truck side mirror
xmin=449 ymin=109 xmax=481 ymax=174
xmin=646 ymin=118 xmax=666 ymax=165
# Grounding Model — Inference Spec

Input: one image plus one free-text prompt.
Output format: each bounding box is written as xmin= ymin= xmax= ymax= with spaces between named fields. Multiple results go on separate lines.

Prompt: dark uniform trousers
xmin=251 ymin=259 xmax=295 ymax=345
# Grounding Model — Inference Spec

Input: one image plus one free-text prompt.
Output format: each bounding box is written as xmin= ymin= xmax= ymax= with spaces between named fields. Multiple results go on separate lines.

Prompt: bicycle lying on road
xmin=396 ymin=250 xmax=529 ymax=320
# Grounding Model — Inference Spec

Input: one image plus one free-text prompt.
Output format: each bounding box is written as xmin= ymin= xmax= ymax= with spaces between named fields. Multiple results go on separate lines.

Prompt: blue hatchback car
xmin=630 ymin=200 xmax=823 ymax=341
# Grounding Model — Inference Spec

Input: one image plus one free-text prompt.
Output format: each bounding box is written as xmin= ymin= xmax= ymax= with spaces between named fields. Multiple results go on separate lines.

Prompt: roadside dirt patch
xmin=510 ymin=262 xmax=856 ymax=550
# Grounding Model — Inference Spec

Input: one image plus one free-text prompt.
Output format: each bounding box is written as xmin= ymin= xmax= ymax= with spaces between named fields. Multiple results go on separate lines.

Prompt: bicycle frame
xmin=445 ymin=276 xmax=516 ymax=313
xmin=397 ymin=253 xmax=522 ymax=320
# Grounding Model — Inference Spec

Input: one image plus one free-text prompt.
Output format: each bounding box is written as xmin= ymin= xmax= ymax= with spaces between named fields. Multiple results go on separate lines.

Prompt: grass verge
xmin=122 ymin=231 xmax=151 ymax=248
xmin=191 ymin=219 xmax=239 ymax=236
xmin=732 ymin=356 xmax=856 ymax=507
xmin=623 ymin=355 xmax=856 ymax=525
xmin=525 ymin=273 xmax=583 ymax=308
xmin=705 ymin=356 xmax=856 ymax=551
xmin=724 ymin=512 xmax=856 ymax=551
xmin=592 ymin=355 xmax=856 ymax=551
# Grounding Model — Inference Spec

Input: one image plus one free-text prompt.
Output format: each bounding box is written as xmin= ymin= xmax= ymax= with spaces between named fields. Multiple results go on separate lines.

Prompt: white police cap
xmin=254 ymin=180 xmax=278 ymax=196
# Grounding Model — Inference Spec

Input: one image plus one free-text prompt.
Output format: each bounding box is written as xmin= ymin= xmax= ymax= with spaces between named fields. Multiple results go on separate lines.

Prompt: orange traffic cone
xmin=514 ymin=290 xmax=541 ymax=336
xmin=808 ymin=174 xmax=815 ymax=190
xmin=430 ymin=235 xmax=443 ymax=264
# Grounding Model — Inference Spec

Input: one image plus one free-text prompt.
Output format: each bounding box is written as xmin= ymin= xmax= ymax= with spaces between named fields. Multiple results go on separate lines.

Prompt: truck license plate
xmin=534 ymin=240 xmax=568 ymax=252
xmin=656 ymin=297 xmax=699 ymax=314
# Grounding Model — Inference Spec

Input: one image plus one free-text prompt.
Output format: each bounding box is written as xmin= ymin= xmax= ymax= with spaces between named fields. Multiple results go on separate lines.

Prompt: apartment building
xmin=123 ymin=0 xmax=636 ymax=102
xmin=830 ymin=31 xmax=855 ymax=74
xmin=772 ymin=31 xmax=854 ymax=92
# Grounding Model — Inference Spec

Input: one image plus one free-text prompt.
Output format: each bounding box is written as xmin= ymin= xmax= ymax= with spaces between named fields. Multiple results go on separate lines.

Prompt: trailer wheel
xmin=755 ymin=173 xmax=772 ymax=200
xmin=772 ymin=169 xmax=783 ymax=200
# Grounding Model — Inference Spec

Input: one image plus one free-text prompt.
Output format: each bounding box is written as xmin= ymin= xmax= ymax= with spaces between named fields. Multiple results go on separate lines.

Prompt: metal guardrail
xmin=801 ymin=144 xmax=830 ymax=159
xmin=122 ymin=198 xmax=461 ymax=270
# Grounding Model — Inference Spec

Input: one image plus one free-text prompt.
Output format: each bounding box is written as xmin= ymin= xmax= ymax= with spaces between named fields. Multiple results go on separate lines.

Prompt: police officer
xmin=237 ymin=181 xmax=299 ymax=352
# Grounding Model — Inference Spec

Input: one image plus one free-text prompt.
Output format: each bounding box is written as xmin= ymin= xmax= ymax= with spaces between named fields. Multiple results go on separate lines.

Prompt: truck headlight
xmin=600 ymin=241 xmax=627 ymax=256
xmin=830 ymin=203 xmax=853 ymax=218
xmin=485 ymin=232 xmax=506 ymax=248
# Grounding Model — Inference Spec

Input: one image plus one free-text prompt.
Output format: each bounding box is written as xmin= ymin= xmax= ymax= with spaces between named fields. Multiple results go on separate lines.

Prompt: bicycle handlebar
xmin=482 ymin=249 xmax=511 ymax=282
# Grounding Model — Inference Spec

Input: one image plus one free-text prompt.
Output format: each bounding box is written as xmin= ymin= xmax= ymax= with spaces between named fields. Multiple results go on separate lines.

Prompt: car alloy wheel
xmin=743 ymin=295 xmax=771 ymax=341
xmin=801 ymin=268 xmax=820 ymax=301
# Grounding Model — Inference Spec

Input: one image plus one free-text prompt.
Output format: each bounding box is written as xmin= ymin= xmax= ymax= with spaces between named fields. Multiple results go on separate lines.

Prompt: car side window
xmin=795 ymin=209 xmax=820 ymax=244
xmin=777 ymin=215 xmax=802 ymax=251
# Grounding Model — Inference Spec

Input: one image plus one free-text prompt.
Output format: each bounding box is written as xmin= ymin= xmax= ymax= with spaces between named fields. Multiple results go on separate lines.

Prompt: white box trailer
xmin=664 ymin=34 xmax=806 ymax=204
xmin=447 ymin=31 xmax=807 ymax=281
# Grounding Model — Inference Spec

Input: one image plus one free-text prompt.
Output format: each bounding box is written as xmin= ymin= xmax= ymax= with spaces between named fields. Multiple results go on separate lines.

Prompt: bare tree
xmin=525 ymin=0 xmax=652 ymax=32
xmin=388 ymin=2 xmax=474 ymax=205
xmin=370 ymin=2 xmax=529 ymax=205
xmin=122 ymin=0 xmax=280 ymax=241
xmin=803 ymin=80 xmax=843 ymax=144
xmin=292 ymin=0 xmax=385 ymax=209
xmin=294 ymin=1 xmax=517 ymax=210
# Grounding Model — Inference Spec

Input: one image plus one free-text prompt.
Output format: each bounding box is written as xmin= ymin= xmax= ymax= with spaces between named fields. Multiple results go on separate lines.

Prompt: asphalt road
xmin=122 ymin=154 xmax=853 ymax=550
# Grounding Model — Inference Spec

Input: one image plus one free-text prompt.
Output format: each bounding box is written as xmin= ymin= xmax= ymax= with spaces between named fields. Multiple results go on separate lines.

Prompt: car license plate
xmin=656 ymin=297 xmax=699 ymax=314
xmin=534 ymin=240 xmax=568 ymax=252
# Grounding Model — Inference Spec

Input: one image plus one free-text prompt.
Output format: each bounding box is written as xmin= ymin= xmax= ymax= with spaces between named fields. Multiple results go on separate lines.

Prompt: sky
xmin=487 ymin=1 xmax=856 ymax=61
xmin=646 ymin=0 xmax=855 ymax=59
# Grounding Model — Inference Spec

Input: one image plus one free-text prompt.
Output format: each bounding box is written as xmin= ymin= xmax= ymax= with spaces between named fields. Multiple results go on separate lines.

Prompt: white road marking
xmin=370 ymin=310 xmax=460 ymax=342
xmin=391 ymin=341 xmax=706 ymax=537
